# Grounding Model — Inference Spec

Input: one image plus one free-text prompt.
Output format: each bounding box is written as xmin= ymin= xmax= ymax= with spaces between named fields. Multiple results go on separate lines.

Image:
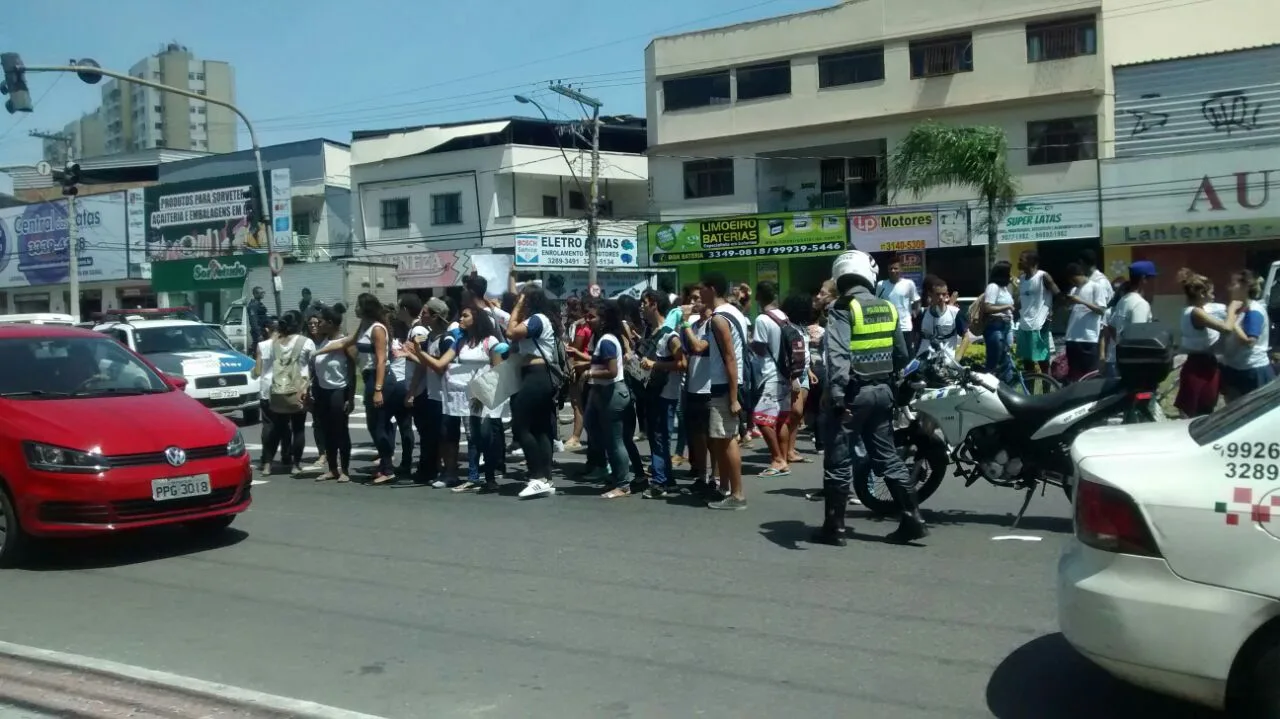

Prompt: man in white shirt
xmin=1015 ymin=250 xmax=1060 ymax=375
xmin=875 ymin=258 xmax=921 ymax=351
xmin=1103 ymin=261 xmax=1156 ymax=376
xmin=1063 ymin=262 xmax=1107 ymax=380
xmin=751 ymin=281 xmax=791 ymax=475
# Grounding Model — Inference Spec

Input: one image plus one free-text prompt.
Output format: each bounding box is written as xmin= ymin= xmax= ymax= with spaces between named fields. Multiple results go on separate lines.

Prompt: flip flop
xmin=759 ymin=467 xmax=791 ymax=477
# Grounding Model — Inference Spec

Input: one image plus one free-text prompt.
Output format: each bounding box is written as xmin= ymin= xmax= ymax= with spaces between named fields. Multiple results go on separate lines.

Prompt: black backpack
xmin=765 ymin=309 xmax=806 ymax=382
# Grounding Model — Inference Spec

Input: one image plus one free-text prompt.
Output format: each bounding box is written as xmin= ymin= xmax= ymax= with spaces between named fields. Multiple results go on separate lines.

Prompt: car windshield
xmin=0 ymin=336 xmax=169 ymax=398
xmin=134 ymin=324 xmax=235 ymax=355
xmin=1189 ymin=379 xmax=1280 ymax=445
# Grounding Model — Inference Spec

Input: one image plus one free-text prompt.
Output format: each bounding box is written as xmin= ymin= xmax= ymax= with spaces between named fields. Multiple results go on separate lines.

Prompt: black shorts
xmin=684 ymin=393 xmax=711 ymax=435
xmin=1065 ymin=341 xmax=1099 ymax=380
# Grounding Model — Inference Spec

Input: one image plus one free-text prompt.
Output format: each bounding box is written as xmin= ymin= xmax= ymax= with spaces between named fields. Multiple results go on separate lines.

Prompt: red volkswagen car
xmin=0 ymin=324 xmax=252 ymax=567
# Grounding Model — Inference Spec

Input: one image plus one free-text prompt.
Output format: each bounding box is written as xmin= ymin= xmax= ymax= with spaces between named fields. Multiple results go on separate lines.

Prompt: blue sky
xmin=0 ymin=0 xmax=825 ymax=165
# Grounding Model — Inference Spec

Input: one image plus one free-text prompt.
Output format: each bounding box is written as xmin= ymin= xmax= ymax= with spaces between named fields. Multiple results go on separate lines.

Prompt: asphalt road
xmin=0 ymin=417 xmax=1226 ymax=719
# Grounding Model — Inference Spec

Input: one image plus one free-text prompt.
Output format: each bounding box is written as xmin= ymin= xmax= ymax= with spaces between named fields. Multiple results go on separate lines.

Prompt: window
xmin=154 ymin=122 xmax=163 ymax=130
xmin=542 ymin=195 xmax=559 ymax=217
xmin=196 ymin=89 xmax=206 ymax=96
xmin=1189 ymin=379 xmax=1280 ymax=446
xmin=0 ymin=337 xmax=166 ymax=398
xmin=663 ymin=71 xmax=731 ymax=112
xmin=1027 ymin=116 xmax=1098 ymax=165
xmin=196 ymin=72 xmax=205 ymax=81
xmin=736 ymin=61 xmax=791 ymax=101
xmin=818 ymin=48 xmax=886 ymax=88
xmin=568 ymin=190 xmax=586 ymax=211
xmin=154 ymin=104 xmax=162 ymax=114
xmin=379 ymin=198 xmax=410 ymax=230
xmin=1027 ymin=17 xmax=1097 ymax=62
xmin=431 ymin=193 xmax=462 ymax=225
xmin=683 ymin=159 xmax=734 ymax=199
xmin=909 ymin=35 xmax=973 ymax=78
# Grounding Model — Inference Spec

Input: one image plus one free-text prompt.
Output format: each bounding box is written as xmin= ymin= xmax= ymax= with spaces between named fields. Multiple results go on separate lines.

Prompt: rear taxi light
xmin=1075 ymin=479 xmax=1162 ymax=557
xmin=1131 ymin=391 xmax=1153 ymax=400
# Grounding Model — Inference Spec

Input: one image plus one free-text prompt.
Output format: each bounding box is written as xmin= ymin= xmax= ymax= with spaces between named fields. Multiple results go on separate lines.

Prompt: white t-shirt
xmin=256 ymin=338 xmax=274 ymax=401
xmin=423 ymin=328 xmax=454 ymax=401
xmin=752 ymin=309 xmax=787 ymax=388
xmin=983 ymin=283 xmax=1015 ymax=323
xmin=876 ymin=278 xmax=919 ymax=332
xmin=405 ymin=324 xmax=430 ymax=396
xmin=314 ymin=337 xmax=352 ymax=390
xmin=1018 ymin=270 xmax=1052 ymax=332
xmin=590 ymin=333 xmax=625 ymax=385
xmin=709 ymin=304 xmax=748 ymax=392
xmin=388 ymin=338 xmax=409 ymax=384
xmin=920 ymin=304 xmax=964 ymax=359
xmin=1180 ymin=306 xmax=1220 ymax=354
xmin=683 ymin=319 xmax=712 ymax=396
xmin=261 ymin=335 xmax=315 ymax=396
xmin=1105 ymin=292 xmax=1153 ymax=363
xmin=654 ymin=331 xmax=684 ymax=401
xmin=518 ymin=312 xmax=557 ymax=360
xmin=1066 ymin=282 xmax=1106 ymax=344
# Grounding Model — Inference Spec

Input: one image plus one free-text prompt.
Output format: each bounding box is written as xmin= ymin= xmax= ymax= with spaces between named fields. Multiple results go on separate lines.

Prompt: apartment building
xmin=350 ymin=116 xmax=653 ymax=299
xmin=643 ymin=0 xmax=1272 ymax=295
xmin=42 ymin=110 xmax=107 ymax=165
xmin=94 ymin=44 xmax=236 ymax=157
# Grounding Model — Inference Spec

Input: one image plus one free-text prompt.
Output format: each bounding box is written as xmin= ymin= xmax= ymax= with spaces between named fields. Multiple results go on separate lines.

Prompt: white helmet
xmin=831 ymin=250 xmax=877 ymax=290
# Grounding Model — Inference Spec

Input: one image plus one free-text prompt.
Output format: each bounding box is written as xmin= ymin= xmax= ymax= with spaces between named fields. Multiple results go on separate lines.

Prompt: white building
xmin=350 ymin=116 xmax=651 ymax=296
xmin=643 ymin=0 xmax=1273 ymax=295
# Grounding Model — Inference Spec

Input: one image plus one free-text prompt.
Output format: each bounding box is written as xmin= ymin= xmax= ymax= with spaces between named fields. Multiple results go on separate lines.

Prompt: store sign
xmin=514 ymin=233 xmax=638 ymax=268
xmin=969 ymin=190 xmax=1100 ymax=245
xmin=849 ymin=207 xmax=951 ymax=252
xmin=269 ymin=168 xmax=294 ymax=253
xmin=387 ymin=248 xmax=489 ymax=289
xmin=1102 ymin=148 xmax=1280 ymax=245
xmin=0 ymin=193 xmax=129 ymax=289
xmin=140 ymin=173 xmax=275 ymax=261
xmin=149 ymin=253 xmax=269 ymax=292
xmin=646 ymin=210 xmax=846 ymax=265
xmin=538 ymin=270 xmax=653 ymax=300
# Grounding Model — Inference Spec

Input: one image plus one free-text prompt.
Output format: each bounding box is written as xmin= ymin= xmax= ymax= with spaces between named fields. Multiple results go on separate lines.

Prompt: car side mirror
xmin=164 ymin=373 xmax=188 ymax=391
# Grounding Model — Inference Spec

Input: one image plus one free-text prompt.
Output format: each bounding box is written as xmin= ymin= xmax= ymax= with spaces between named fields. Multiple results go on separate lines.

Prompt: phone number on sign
xmin=653 ymin=241 xmax=845 ymax=264
xmin=877 ymin=240 xmax=926 ymax=251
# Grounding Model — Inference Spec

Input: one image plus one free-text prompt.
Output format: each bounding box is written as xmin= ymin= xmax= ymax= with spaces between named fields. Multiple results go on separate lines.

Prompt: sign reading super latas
xmin=514 ymin=233 xmax=638 ymax=268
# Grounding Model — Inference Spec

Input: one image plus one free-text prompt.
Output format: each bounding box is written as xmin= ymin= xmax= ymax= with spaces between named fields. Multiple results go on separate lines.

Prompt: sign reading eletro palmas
xmin=647 ymin=210 xmax=846 ymax=264
xmin=514 ymin=233 xmax=638 ymax=268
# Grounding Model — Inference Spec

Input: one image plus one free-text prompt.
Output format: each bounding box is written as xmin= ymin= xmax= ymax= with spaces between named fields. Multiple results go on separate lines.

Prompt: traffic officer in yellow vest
xmin=814 ymin=250 xmax=927 ymax=546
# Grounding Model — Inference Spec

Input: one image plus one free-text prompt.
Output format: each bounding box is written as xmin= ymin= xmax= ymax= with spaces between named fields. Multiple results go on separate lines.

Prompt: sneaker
xmin=519 ymin=479 xmax=556 ymax=499
xmin=553 ymin=440 xmax=565 ymax=453
xmin=306 ymin=458 xmax=328 ymax=473
xmin=511 ymin=448 xmax=526 ymax=458
xmin=708 ymin=496 xmax=748 ymax=511
xmin=642 ymin=485 xmax=675 ymax=499
xmin=431 ymin=479 xmax=448 ymax=489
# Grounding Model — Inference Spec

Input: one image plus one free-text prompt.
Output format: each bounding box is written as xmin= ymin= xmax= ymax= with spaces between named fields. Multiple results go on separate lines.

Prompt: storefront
xmin=847 ymin=205 xmax=972 ymax=293
xmin=149 ymin=253 xmax=269 ymax=323
xmin=0 ymin=192 xmax=136 ymax=320
xmin=385 ymin=247 xmax=492 ymax=294
xmin=516 ymin=231 xmax=665 ymax=299
xmin=645 ymin=210 xmax=847 ymax=298
xmin=1102 ymin=148 xmax=1280 ymax=323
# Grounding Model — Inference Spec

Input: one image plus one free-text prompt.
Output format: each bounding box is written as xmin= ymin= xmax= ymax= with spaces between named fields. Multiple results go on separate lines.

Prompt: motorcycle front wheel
xmin=853 ymin=430 xmax=949 ymax=517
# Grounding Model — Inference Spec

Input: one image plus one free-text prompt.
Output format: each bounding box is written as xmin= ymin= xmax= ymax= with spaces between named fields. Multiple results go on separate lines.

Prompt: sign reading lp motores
xmin=647 ymin=210 xmax=846 ymax=264
xmin=849 ymin=210 xmax=939 ymax=253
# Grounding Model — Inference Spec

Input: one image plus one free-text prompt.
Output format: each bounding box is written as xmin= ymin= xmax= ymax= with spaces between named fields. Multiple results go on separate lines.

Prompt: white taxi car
xmin=1059 ymin=378 xmax=1280 ymax=715
xmin=94 ymin=318 xmax=260 ymax=424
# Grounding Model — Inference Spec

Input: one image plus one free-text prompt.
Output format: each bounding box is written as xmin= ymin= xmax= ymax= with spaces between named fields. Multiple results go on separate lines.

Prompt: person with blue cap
xmin=1102 ymin=260 xmax=1156 ymax=378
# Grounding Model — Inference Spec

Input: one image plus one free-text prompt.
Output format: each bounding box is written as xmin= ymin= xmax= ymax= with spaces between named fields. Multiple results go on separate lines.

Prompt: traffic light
xmin=60 ymin=162 xmax=81 ymax=197
xmin=242 ymin=188 xmax=259 ymax=225
xmin=1 ymin=52 xmax=32 ymax=114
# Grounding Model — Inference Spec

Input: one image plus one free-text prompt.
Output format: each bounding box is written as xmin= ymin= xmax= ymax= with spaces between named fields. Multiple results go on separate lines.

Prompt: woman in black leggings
xmin=311 ymin=305 xmax=355 ymax=482
xmin=506 ymin=285 xmax=563 ymax=498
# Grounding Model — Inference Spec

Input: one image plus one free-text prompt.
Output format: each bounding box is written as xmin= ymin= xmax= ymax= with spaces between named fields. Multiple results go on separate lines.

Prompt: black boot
xmin=885 ymin=482 xmax=929 ymax=544
xmin=810 ymin=490 xmax=848 ymax=546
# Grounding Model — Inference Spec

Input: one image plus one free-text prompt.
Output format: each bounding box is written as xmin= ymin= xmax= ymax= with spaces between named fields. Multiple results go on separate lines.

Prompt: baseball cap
xmin=1129 ymin=260 xmax=1158 ymax=279
xmin=425 ymin=297 xmax=449 ymax=318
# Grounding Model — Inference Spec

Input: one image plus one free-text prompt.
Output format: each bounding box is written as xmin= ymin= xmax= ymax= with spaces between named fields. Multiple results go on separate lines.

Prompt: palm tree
xmin=886 ymin=121 xmax=1019 ymax=266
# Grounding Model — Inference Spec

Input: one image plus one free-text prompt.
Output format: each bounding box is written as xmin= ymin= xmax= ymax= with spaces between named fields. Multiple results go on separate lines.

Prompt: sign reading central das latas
xmin=647 ymin=210 xmax=847 ymax=264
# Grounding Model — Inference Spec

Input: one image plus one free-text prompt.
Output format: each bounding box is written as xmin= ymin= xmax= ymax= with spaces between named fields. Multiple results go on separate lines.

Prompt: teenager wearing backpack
xmin=751 ymin=281 xmax=795 ymax=476
xmin=506 ymin=284 xmax=567 ymax=499
xmin=637 ymin=290 xmax=682 ymax=498
xmin=261 ymin=310 xmax=316 ymax=477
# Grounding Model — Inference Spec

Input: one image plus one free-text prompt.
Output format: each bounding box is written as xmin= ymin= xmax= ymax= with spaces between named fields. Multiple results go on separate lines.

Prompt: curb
xmin=0 ymin=640 xmax=386 ymax=719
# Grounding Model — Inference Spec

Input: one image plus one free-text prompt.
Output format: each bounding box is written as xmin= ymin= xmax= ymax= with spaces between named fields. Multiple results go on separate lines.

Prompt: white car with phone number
xmin=1058 ymin=378 xmax=1280 ymax=715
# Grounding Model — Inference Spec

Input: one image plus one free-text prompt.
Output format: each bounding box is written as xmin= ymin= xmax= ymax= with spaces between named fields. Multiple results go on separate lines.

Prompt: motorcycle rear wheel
xmin=853 ymin=432 xmax=949 ymax=517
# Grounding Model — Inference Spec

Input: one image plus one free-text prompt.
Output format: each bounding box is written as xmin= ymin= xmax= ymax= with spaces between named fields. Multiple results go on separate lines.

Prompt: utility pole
xmin=31 ymin=129 xmax=81 ymax=321
xmin=549 ymin=84 xmax=603 ymax=288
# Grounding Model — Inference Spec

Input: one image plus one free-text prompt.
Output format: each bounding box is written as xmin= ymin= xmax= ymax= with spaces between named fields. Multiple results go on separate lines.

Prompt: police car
xmin=93 ymin=317 xmax=260 ymax=424
xmin=1058 ymin=379 xmax=1280 ymax=715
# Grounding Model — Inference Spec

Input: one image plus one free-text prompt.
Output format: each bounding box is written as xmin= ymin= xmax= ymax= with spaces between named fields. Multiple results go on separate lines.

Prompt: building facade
xmin=350 ymin=116 xmax=652 ymax=299
xmin=86 ymin=43 xmax=236 ymax=159
xmin=643 ymin=0 xmax=1271 ymax=297
xmin=43 ymin=111 xmax=107 ymax=166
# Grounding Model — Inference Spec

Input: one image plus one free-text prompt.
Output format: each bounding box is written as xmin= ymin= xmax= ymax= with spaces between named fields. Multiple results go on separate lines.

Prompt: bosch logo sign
xmin=850 ymin=215 xmax=879 ymax=232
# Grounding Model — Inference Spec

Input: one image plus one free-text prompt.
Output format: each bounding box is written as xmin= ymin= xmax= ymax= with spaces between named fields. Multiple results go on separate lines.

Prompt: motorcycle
xmin=854 ymin=345 xmax=1166 ymax=520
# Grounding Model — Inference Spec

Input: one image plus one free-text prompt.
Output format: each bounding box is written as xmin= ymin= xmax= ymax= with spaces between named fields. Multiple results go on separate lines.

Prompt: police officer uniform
xmin=815 ymin=251 xmax=929 ymax=546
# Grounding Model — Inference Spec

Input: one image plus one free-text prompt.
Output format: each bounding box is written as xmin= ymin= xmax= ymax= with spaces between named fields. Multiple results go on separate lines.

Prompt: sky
xmin=0 ymin=0 xmax=828 ymax=166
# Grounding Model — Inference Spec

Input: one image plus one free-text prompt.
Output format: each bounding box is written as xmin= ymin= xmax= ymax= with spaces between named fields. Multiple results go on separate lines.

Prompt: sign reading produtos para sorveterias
xmin=646 ymin=210 xmax=847 ymax=264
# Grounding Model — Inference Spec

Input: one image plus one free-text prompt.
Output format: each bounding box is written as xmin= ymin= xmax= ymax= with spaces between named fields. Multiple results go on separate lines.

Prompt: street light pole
xmin=19 ymin=61 xmax=278 ymax=312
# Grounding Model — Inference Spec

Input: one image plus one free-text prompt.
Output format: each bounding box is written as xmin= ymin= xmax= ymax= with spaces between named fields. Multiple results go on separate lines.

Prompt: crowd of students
xmin=247 ymin=252 xmax=1274 ymax=500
